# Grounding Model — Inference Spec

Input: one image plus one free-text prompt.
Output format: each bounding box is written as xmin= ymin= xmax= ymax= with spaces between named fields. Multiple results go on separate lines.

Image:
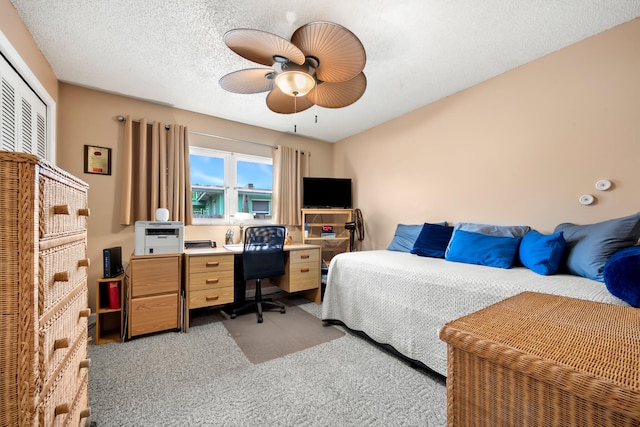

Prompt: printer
xmin=134 ymin=221 xmax=184 ymax=256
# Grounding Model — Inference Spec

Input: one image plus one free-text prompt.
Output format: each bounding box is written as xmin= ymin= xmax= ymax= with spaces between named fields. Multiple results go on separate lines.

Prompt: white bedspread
xmin=321 ymin=250 xmax=628 ymax=377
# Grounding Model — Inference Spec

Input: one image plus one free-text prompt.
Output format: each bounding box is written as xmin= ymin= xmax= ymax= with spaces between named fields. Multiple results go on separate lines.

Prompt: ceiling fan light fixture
xmin=275 ymin=71 xmax=316 ymax=97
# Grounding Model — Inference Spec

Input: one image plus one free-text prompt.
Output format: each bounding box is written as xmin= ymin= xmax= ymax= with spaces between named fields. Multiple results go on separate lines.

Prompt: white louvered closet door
xmin=0 ymin=52 xmax=48 ymax=159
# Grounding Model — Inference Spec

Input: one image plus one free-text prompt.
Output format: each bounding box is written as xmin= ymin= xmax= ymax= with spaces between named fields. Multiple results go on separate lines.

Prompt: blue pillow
xmin=445 ymin=229 xmax=521 ymax=269
xmin=519 ymin=230 xmax=566 ymax=275
xmin=446 ymin=222 xmax=530 ymax=258
xmin=411 ymin=223 xmax=454 ymax=258
xmin=554 ymin=212 xmax=640 ymax=282
xmin=603 ymin=246 xmax=640 ymax=307
xmin=387 ymin=222 xmax=445 ymax=253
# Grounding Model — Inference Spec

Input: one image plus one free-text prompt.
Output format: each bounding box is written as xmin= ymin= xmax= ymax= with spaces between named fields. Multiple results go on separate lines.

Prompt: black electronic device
xmin=302 ymin=177 xmax=352 ymax=208
xmin=103 ymin=246 xmax=124 ymax=278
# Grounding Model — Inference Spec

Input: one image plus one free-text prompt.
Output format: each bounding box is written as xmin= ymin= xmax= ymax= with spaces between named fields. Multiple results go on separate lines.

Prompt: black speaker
xmin=103 ymin=246 xmax=124 ymax=278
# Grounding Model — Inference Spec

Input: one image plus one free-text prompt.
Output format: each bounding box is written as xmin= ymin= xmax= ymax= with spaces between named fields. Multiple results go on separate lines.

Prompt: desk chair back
xmin=242 ymin=225 xmax=286 ymax=281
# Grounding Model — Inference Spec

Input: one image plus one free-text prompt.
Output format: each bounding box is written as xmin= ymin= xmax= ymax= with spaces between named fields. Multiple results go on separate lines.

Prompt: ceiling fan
xmin=219 ymin=21 xmax=367 ymax=114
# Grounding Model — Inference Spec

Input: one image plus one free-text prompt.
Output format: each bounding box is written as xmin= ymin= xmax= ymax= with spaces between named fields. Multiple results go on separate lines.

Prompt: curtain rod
xmin=115 ymin=115 xmax=277 ymax=150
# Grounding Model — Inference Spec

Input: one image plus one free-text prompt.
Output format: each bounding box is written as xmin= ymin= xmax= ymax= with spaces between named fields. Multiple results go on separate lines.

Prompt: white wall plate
xmin=579 ymin=194 xmax=595 ymax=205
xmin=595 ymin=179 xmax=612 ymax=191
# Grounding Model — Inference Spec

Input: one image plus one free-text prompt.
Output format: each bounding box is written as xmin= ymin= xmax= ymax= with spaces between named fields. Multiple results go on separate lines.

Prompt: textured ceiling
xmin=8 ymin=0 xmax=640 ymax=142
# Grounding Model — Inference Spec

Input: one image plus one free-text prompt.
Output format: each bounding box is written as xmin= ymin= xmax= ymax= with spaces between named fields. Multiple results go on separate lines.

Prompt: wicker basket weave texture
xmin=440 ymin=292 xmax=640 ymax=427
xmin=1 ymin=151 xmax=90 ymax=427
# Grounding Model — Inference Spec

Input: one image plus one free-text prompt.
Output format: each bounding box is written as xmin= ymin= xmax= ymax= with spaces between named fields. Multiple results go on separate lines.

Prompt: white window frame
xmin=190 ymin=146 xmax=273 ymax=226
xmin=0 ymin=30 xmax=56 ymax=162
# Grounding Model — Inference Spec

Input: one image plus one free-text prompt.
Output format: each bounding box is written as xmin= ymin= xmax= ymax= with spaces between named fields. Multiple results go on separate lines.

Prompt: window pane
xmin=237 ymin=160 xmax=272 ymax=219
xmin=237 ymin=160 xmax=272 ymax=190
xmin=190 ymin=154 xmax=225 ymax=219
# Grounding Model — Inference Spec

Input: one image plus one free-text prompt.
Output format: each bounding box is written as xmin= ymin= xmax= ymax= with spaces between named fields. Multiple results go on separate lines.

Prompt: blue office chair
xmin=231 ymin=225 xmax=287 ymax=323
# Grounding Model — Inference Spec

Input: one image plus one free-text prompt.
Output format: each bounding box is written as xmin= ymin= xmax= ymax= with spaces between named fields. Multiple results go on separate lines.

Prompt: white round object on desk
xmin=579 ymin=194 xmax=594 ymax=205
xmin=156 ymin=208 xmax=169 ymax=221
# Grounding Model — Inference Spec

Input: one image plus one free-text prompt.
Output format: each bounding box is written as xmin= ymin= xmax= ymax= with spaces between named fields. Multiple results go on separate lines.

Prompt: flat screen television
xmin=302 ymin=177 xmax=352 ymax=208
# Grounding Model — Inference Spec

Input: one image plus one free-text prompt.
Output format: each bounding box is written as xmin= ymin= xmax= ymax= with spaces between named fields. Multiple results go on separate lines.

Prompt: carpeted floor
xmin=88 ymin=296 xmax=447 ymax=426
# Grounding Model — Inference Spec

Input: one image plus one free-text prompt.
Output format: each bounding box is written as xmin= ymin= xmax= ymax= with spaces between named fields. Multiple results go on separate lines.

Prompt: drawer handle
xmin=78 ymin=258 xmax=90 ymax=267
xmin=206 ymin=261 xmax=220 ymax=267
xmin=79 ymin=358 xmax=91 ymax=369
xmin=53 ymin=205 xmax=69 ymax=215
xmin=206 ymin=295 xmax=220 ymax=301
xmin=53 ymin=272 xmax=69 ymax=282
xmin=300 ymin=254 xmax=310 ymax=259
xmin=79 ymin=308 xmax=91 ymax=318
xmin=54 ymin=337 xmax=70 ymax=350
xmin=78 ymin=208 xmax=90 ymax=217
xmin=206 ymin=278 xmax=220 ymax=284
xmin=55 ymin=403 xmax=70 ymax=416
xmin=80 ymin=408 xmax=92 ymax=419
xmin=300 ymin=267 xmax=310 ymax=273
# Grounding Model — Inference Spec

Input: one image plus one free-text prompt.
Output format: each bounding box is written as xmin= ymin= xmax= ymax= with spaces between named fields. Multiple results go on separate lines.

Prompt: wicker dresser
xmin=1 ymin=151 xmax=91 ymax=426
xmin=440 ymin=292 xmax=640 ymax=427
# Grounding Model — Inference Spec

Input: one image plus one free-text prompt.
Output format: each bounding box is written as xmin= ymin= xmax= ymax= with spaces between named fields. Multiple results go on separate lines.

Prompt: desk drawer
xmin=289 ymin=265 xmax=320 ymax=292
xmin=189 ymin=254 xmax=234 ymax=274
xmin=189 ymin=270 xmax=234 ymax=291
xmin=274 ymin=264 xmax=320 ymax=293
xmin=289 ymin=249 xmax=320 ymax=265
xmin=129 ymin=293 xmax=179 ymax=336
xmin=189 ymin=286 xmax=234 ymax=309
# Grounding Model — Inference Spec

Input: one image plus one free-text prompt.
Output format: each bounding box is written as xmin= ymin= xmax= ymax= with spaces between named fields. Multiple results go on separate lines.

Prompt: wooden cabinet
xmin=301 ymin=209 xmax=353 ymax=262
xmin=95 ymin=274 xmax=125 ymax=344
xmin=128 ymin=254 xmax=181 ymax=338
xmin=0 ymin=151 xmax=91 ymax=426
xmin=184 ymin=252 xmax=235 ymax=330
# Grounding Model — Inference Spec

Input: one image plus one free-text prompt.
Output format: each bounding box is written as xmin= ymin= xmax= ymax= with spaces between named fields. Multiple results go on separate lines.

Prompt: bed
xmin=321 ymin=249 xmax=629 ymax=377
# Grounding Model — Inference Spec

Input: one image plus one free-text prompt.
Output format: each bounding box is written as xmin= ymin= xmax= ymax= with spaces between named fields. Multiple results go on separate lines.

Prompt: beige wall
xmin=0 ymin=0 xmax=57 ymax=102
xmin=335 ymin=18 xmax=640 ymax=250
xmin=56 ymin=84 xmax=334 ymax=310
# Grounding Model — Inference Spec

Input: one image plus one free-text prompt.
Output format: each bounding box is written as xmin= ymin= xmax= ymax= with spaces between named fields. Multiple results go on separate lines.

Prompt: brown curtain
xmin=272 ymin=145 xmax=310 ymax=226
xmin=119 ymin=115 xmax=193 ymax=225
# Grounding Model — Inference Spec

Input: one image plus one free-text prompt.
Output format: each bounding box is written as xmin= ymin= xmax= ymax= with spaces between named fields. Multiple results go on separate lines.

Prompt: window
xmin=190 ymin=147 xmax=273 ymax=224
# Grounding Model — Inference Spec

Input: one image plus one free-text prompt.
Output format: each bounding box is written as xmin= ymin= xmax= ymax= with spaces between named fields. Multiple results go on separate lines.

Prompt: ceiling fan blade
xmin=219 ymin=68 xmax=275 ymax=94
xmin=307 ymin=72 xmax=366 ymax=108
xmin=224 ymin=29 xmax=306 ymax=66
xmin=266 ymin=86 xmax=314 ymax=114
xmin=291 ymin=21 xmax=366 ymax=83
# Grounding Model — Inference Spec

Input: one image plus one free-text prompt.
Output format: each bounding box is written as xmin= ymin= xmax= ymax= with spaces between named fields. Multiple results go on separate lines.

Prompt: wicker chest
xmin=1 ymin=151 xmax=91 ymax=426
xmin=440 ymin=291 xmax=640 ymax=427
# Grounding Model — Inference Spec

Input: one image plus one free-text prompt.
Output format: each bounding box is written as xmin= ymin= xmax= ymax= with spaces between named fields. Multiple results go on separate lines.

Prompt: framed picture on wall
xmin=84 ymin=145 xmax=112 ymax=175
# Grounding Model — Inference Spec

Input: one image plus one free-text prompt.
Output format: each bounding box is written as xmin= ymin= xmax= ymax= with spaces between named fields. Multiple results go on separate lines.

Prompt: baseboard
xmin=245 ymin=285 xmax=282 ymax=298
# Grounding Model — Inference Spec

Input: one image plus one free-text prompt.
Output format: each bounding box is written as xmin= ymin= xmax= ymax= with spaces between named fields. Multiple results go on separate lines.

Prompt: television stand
xmin=301 ymin=208 xmax=354 ymax=263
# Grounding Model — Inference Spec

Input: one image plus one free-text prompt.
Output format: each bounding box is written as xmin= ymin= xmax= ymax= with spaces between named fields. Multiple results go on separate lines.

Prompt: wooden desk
xmin=183 ymin=244 xmax=321 ymax=331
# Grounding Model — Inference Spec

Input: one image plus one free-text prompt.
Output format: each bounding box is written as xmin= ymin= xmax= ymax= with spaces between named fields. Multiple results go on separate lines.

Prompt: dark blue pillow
xmin=519 ymin=230 xmax=566 ymax=275
xmin=603 ymin=246 xmax=640 ymax=307
xmin=555 ymin=212 xmax=640 ymax=281
xmin=445 ymin=229 xmax=521 ymax=269
xmin=387 ymin=222 xmax=446 ymax=253
xmin=410 ymin=223 xmax=454 ymax=258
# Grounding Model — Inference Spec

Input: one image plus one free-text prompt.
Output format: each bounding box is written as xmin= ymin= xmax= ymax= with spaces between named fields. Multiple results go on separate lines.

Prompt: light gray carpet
xmin=88 ymin=297 xmax=447 ymax=426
